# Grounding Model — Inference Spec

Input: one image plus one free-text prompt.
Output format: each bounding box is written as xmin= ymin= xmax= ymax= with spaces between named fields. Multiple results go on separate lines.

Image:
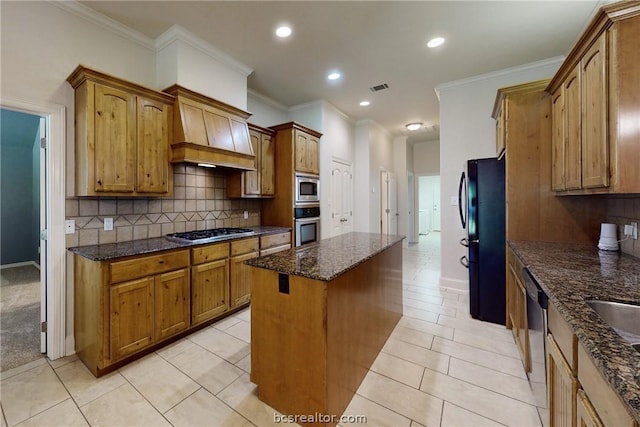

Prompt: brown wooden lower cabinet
xmin=191 ymin=241 xmax=230 ymax=326
xmin=546 ymin=301 xmax=638 ymax=427
xmin=547 ymin=333 xmax=578 ymax=427
xmin=155 ymin=268 xmax=190 ymax=340
xmin=109 ymin=276 xmax=155 ymax=360
xmin=230 ymin=254 xmax=255 ymax=307
xmin=75 ymin=232 xmax=291 ymax=377
xmin=506 ymin=247 xmax=530 ymax=372
xmin=110 ymin=267 xmax=191 ymax=359
xmin=191 ymin=259 xmax=229 ymax=325
xmin=577 ymin=390 xmax=604 ymax=427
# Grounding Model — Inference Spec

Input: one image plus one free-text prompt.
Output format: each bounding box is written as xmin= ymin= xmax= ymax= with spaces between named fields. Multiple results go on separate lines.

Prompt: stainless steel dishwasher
xmin=523 ymin=267 xmax=549 ymax=426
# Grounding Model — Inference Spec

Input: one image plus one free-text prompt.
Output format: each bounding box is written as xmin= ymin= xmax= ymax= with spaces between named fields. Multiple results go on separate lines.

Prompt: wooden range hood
xmin=164 ymin=84 xmax=255 ymax=170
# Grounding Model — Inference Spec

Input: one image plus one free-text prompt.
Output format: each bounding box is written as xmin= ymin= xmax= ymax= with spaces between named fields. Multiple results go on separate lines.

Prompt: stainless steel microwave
xmin=295 ymin=173 xmax=320 ymax=204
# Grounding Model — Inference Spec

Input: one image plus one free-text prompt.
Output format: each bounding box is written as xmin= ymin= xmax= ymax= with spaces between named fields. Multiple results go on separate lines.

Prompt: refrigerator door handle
xmin=460 ymin=237 xmax=469 ymax=247
xmin=460 ymin=256 xmax=469 ymax=269
xmin=458 ymin=171 xmax=466 ymax=229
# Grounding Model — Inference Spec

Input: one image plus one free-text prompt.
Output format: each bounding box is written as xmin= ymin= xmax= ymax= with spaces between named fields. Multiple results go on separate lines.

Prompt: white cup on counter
xmin=598 ymin=223 xmax=619 ymax=251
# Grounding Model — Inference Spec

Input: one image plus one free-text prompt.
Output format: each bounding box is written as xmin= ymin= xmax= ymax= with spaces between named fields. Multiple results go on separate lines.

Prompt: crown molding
xmin=247 ymin=89 xmax=288 ymax=112
xmin=435 ymin=56 xmax=565 ymax=95
xmin=49 ymin=1 xmax=155 ymax=50
xmin=154 ymin=25 xmax=253 ymax=77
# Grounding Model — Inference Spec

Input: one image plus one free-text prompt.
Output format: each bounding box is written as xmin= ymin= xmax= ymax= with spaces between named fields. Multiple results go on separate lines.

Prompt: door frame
xmin=2 ymin=98 xmax=67 ymax=360
xmin=407 ymin=172 xmax=416 ymax=243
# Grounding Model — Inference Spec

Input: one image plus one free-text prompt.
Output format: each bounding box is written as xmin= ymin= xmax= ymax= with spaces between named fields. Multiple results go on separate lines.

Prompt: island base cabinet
xmin=250 ymin=269 xmax=328 ymax=423
xmin=250 ymin=241 xmax=402 ymax=426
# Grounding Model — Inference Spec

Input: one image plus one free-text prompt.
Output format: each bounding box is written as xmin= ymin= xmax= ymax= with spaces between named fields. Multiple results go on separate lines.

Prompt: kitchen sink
xmin=586 ymin=300 xmax=640 ymax=351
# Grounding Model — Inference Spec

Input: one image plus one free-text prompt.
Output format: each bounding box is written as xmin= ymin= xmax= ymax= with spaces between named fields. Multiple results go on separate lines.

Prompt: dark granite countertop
xmin=245 ymin=232 xmax=404 ymax=282
xmin=68 ymin=226 xmax=291 ymax=261
xmin=509 ymin=241 xmax=640 ymax=423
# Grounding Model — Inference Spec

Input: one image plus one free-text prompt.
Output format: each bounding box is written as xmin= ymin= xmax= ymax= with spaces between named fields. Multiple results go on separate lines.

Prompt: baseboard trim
xmin=439 ymin=276 xmax=468 ymax=292
xmin=0 ymin=261 xmax=40 ymax=270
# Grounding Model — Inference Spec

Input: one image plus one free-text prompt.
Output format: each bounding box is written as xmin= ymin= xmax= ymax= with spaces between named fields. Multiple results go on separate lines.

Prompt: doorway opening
xmin=0 ymin=108 xmax=46 ymax=371
xmin=418 ymin=175 xmax=441 ymax=235
xmin=1 ymin=98 xmax=67 ymax=369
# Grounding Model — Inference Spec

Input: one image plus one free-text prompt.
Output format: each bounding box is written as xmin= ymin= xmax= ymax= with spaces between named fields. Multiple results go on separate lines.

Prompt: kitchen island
xmin=246 ymin=232 xmax=404 ymax=426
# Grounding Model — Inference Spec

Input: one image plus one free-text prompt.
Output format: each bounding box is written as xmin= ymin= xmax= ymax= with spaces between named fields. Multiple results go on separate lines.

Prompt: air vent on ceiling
xmin=369 ymin=83 xmax=389 ymax=92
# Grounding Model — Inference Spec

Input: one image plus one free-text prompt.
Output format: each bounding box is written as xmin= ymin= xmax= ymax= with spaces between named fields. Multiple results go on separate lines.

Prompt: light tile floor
xmin=0 ymin=232 xmax=543 ymax=426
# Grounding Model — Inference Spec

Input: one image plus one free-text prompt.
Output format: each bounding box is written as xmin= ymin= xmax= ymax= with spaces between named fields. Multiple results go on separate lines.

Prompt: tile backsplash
xmin=606 ymin=196 xmax=640 ymax=258
xmin=65 ymin=164 xmax=261 ymax=248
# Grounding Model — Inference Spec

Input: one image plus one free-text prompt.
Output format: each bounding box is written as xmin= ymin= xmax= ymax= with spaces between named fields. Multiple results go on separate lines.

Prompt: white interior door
xmin=331 ymin=160 xmax=353 ymax=236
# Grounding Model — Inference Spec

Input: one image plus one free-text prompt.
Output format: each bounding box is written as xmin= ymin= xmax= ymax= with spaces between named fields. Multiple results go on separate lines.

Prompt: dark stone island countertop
xmin=509 ymin=241 xmax=640 ymax=423
xmin=245 ymin=232 xmax=405 ymax=282
xmin=68 ymin=226 xmax=291 ymax=261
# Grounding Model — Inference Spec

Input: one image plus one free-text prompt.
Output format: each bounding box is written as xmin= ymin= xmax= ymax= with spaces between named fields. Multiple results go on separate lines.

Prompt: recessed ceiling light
xmin=406 ymin=122 xmax=423 ymax=131
xmin=275 ymin=26 xmax=292 ymax=38
xmin=359 ymin=100 xmax=370 ymax=107
xmin=327 ymin=72 xmax=341 ymax=81
xmin=427 ymin=37 xmax=445 ymax=48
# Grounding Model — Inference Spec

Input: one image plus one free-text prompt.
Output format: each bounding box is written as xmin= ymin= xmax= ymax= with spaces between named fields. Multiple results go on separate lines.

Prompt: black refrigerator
xmin=457 ymin=157 xmax=505 ymax=325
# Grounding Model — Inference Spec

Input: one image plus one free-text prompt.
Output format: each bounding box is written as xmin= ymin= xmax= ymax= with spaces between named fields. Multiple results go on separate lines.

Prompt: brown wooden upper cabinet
xmin=547 ymin=2 xmax=640 ymax=194
xmin=67 ymin=66 xmax=174 ymax=196
xmin=294 ymin=128 xmax=320 ymax=175
xmin=227 ymin=124 xmax=276 ymax=198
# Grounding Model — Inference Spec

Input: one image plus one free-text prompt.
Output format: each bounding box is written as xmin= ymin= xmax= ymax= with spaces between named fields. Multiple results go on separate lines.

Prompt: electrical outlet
xmin=65 ymin=219 xmax=75 ymax=234
xmin=243 ymin=210 xmax=248 ymax=220
xmin=632 ymin=222 xmax=638 ymax=240
xmin=104 ymin=217 xmax=113 ymax=231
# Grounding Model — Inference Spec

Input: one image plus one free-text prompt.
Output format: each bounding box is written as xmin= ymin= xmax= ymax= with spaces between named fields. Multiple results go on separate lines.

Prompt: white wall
xmin=0 ymin=2 xmax=158 ymax=198
xmin=247 ymin=90 xmax=289 ymax=127
xmin=437 ymin=57 xmax=564 ymax=290
xmin=413 ymin=140 xmax=440 ymax=175
xmin=369 ymin=121 xmax=394 ymax=234
xmin=353 ymin=120 xmax=394 ymax=234
xmin=155 ymin=25 xmax=252 ymax=110
xmin=354 ymin=121 xmax=372 ymax=233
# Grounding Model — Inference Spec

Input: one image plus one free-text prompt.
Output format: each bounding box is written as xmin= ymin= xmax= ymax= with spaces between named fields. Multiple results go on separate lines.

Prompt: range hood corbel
xmin=164 ymin=84 xmax=256 ymax=171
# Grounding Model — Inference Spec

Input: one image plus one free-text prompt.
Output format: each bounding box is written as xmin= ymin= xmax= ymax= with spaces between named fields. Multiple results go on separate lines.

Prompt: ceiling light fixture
xmin=359 ymin=100 xmax=370 ymax=107
xmin=327 ymin=72 xmax=341 ymax=81
xmin=275 ymin=26 xmax=292 ymax=38
xmin=427 ymin=37 xmax=445 ymax=48
xmin=405 ymin=122 xmax=423 ymax=131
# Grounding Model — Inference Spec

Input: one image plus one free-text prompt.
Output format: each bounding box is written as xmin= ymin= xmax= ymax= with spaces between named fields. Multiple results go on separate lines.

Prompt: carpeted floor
xmin=0 ymin=265 xmax=43 ymax=371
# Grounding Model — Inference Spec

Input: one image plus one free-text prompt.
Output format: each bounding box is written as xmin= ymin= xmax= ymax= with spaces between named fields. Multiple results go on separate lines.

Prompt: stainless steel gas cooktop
xmin=165 ymin=228 xmax=255 ymax=243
